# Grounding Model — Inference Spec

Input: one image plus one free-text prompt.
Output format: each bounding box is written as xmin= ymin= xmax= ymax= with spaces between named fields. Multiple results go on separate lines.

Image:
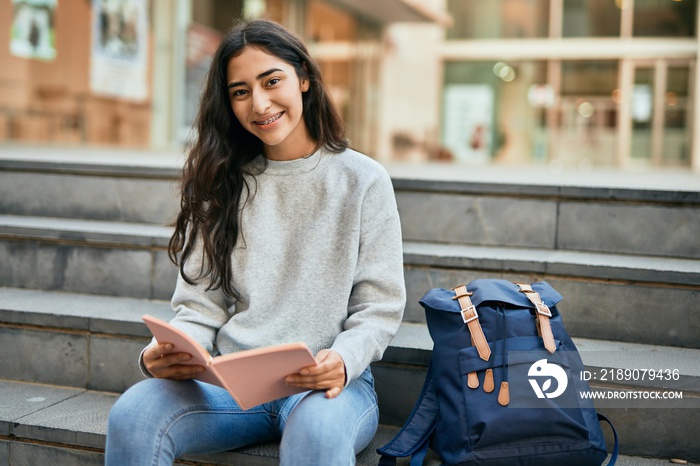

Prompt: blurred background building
xmin=1 ymin=0 xmax=698 ymax=172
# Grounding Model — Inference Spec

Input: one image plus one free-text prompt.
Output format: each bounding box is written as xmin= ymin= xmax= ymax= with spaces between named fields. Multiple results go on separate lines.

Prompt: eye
xmin=266 ymin=77 xmax=281 ymax=87
xmin=230 ymin=89 xmax=248 ymax=98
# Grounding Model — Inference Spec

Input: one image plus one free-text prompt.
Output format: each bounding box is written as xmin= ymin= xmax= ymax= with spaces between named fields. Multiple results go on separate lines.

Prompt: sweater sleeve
xmin=167 ymin=235 xmax=232 ymax=353
xmin=331 ymin=170 xmax=406 ymax=383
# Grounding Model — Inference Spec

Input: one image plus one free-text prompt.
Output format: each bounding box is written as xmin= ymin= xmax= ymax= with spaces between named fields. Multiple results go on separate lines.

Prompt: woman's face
xmin=227 ymin=46 xmax=314 ymax=161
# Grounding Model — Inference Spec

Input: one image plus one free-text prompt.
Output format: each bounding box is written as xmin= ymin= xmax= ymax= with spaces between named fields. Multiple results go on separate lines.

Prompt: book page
xmin=142 ymin=315 xmax=222 ymax=388
xmin=210 ymin=343 xmax=317 ymax=410
xmin=142 ymin=315 xmax=319 ymax=408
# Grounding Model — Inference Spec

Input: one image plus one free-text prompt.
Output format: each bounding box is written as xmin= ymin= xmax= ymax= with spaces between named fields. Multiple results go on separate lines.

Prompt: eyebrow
xmin=227 ymin=68 xmax=285 ymax=89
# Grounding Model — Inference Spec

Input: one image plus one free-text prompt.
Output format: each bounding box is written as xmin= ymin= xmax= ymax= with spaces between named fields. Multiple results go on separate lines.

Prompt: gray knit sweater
xmin=164 ymin=148 xmax=406 ymax=383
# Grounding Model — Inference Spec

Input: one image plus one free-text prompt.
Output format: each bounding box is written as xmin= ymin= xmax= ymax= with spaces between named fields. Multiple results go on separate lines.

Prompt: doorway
xmin=629 ymin=60 xmax=692 ymax=166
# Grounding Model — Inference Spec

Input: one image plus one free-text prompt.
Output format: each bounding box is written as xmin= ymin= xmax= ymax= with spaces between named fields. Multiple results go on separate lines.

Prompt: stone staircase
xmin=0 ymin=150 xmax=698 ymax=465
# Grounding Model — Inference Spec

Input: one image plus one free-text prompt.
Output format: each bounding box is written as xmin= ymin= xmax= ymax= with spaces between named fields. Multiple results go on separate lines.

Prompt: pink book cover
xmin=142 ymin=315 xmax=317 ymax=410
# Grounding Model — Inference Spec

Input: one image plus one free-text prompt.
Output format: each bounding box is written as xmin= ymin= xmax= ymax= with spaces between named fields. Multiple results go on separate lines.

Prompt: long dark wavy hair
xmin=169 ymin=18 xmax=348 ymax=299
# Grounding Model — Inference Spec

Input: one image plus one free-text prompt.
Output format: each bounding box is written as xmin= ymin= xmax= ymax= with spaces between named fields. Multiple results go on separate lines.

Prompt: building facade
xmin=437 ymin=0 xmax=699 ymax=171
xmin=1 ymin=0 xmax=698 ymax=172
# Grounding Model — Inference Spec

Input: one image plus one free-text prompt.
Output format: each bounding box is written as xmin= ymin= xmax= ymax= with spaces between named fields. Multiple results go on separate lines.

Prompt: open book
xmin=142 ymin=315 xmax=317 ymax=410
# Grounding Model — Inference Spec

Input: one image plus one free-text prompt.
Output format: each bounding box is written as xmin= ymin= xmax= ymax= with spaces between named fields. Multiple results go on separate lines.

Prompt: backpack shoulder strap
xmin=598 ymin=414 xmax=619 ymax=466
xmin=377 ymin=364 xmax=439 ymax=465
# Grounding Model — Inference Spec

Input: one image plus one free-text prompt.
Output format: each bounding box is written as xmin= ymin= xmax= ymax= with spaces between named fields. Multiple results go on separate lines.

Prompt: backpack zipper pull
xmin=468 ymin=371 xmax=479 ymax=389
xmin=498 ymin=381 xmax=510 ymax=406
xmin=483 ymin=368 xmax=495 ymax=393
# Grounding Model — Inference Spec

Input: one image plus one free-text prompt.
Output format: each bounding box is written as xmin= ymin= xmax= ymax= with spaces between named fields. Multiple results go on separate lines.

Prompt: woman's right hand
xmin=143 ymin=342 xmax=206 ymax=380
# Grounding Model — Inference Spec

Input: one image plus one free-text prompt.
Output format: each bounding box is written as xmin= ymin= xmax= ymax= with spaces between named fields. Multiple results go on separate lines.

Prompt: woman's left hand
xmin=285 ymin=349 xmax=346 ymax=399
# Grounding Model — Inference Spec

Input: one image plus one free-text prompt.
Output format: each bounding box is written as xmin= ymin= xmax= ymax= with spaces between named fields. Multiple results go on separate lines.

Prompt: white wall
xmin=377 ymin=15 xmax=445 ymax=162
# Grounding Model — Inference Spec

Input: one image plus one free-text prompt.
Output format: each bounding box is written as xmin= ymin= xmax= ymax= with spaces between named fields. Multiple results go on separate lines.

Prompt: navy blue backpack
xmin=377 ymin=280 xmax=618 ymax=466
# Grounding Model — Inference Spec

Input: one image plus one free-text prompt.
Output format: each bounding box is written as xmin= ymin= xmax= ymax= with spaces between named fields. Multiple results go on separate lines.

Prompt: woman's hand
xmin=143 ymin=342 xmax=205 ymax=380
xmin=285 ymin=349 xmax=346 ymax=399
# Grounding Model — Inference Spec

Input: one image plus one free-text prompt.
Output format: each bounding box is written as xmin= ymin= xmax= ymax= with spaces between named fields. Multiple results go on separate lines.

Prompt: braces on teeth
xmin=258 ymin=113 xmax=281 ymax=125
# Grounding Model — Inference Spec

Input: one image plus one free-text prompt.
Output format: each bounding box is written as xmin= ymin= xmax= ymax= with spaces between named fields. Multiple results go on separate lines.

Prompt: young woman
xmin=105 ymin=18 xmax=405 ymax=466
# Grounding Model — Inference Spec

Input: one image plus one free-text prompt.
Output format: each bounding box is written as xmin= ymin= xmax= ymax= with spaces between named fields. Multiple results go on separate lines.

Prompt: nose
xmin=251 ymin=89 xmax=271 ymax=115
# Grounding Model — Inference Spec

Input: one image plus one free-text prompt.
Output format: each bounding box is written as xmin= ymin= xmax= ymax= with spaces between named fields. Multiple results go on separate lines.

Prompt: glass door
xmin=629 ymin=60 xmax=692 ymax=167
xmin=630 ymin=64 xmax=653 ymax=163
xmin=663 ymin=64 xmax=691 ymax=166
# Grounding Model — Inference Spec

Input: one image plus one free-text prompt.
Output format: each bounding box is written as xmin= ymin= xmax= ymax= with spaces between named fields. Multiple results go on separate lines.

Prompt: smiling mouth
xmin=254 ymin=112 xmax=284 ymax=126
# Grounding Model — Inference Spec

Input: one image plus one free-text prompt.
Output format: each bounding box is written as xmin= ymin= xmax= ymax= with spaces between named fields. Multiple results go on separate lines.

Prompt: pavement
xmin=1 ymin=143 xmax=699 ymax=191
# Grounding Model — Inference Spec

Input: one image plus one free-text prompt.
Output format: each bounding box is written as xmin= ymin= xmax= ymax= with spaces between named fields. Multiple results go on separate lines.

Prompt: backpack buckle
xmin=535 ymin=301 xmax=552 ymax=317
xmin=461 ymin=305 xmax=479 ymax=324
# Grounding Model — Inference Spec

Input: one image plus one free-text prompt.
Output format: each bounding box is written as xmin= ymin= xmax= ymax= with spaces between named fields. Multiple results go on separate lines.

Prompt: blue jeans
xmin=105 ymin=368 xmax=379 ymax=466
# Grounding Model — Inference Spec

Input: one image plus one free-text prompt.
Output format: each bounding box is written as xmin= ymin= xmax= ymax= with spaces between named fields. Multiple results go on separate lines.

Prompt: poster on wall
xmin=185 ymin=24 xmax=222 ymax=130
xmin=442 ymin=84 xmax=494 ymax=163
xmin=10 ymin=0 xmax=57 ymax=61
xmin=90 ymin=0 xmax=149 ymax=101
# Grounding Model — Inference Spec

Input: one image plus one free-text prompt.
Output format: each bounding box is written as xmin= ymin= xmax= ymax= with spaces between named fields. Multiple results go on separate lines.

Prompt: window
xmin=663 ymin=66 xmax=690 ymax=164
xmin=562 ymin=0 xmax=621 ymax=37
xmin=633 ymin=0 xmax=696 ymax=37
xmin=446 ymin=0 xmax=549 ymax=39
xmin=442 ymin=61 xmax=548 ymax=164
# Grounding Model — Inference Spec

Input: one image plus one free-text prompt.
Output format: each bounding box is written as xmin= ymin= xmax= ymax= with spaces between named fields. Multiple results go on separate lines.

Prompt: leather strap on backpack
xmin=517 ymin=283 xmax=556 ymax=353
xmin=453 ymin=285 xmax=491 ymax=361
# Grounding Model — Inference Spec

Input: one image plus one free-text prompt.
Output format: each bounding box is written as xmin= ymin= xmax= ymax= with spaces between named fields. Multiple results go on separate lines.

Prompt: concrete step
xmin=3 ymin=283 xmax=696 ymax=397
xmin=3 ymin=154 xmax=699 ymax=259
xmin=392 ymin=173 xmax=700 ymax=261
xmin=3 ymin=214 xmax=696 ymax=286
xmin=0 ymin=287 xmax=698 ymax=462
xmin=0 ymin=287 xmax=170 ymax=392
xmin=3 ymin=216 xmax=699 ymax=349
xmin=0 ymin=379 xmax=694 ymax=466
xmin=404 ymin=241 xmax=700 ymax=286
xmin=403 ymin=241 xmax=700 ymax=349
xmin=0 ymin=379 xmax=416 ymax=466
xmin=2 ymin=143 xmax=697 ymax=465
xmin=0 ymin=155 xmax=179 ymax=225
xmin=0 ymin=215 xmax=176 ymax=300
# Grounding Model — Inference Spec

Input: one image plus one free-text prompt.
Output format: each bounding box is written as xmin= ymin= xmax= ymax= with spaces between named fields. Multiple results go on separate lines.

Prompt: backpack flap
xmin=419 ymin=280 xmax=563 ymax=316
xmin=467 ymin=279 xmax=563 ymax=310
xmin=420 ymin=280 xmax=564 ymax=358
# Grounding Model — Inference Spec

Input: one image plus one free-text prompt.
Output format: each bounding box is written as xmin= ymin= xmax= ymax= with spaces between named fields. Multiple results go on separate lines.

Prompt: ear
xmin=300 ymin=62 xmax=310 ymax=92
